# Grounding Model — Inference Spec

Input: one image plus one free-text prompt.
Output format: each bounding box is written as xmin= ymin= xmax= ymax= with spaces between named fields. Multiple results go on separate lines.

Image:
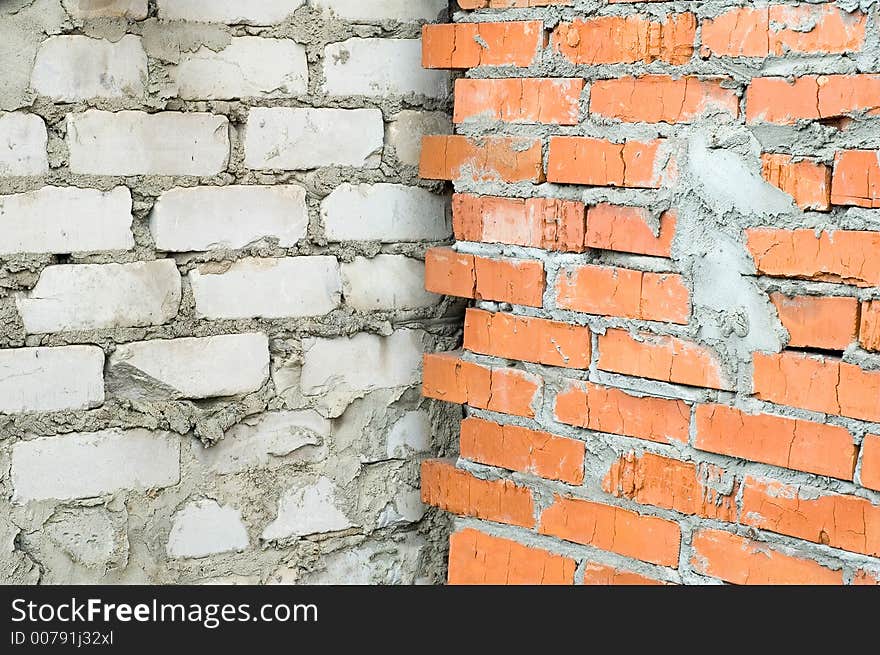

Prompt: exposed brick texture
xmin=0 ymin=0 xmax=454 ymax=586
xmin=419 ymin=1 xmax=880 ymax=587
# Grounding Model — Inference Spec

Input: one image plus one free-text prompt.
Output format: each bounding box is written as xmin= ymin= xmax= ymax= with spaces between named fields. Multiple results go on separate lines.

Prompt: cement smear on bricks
xmin=0 ymin=0 xmax=459 ymax=584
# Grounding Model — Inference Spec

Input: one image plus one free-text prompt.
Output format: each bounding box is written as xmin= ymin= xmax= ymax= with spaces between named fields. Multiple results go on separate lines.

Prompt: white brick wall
xmin=11 ymin=429 xmax=180 ymax=502
xmin=189 ymin=256 xmax=341 ymax=320
xmin=1 ymin=0 xmax=451 ymax=585
xmin=167 ymin=500 xmax=249 ymax=559
xmin=324 ymin=39 xmax=448 ymax=98
xmin=67 ymin=111 xmax=230 ymax=176
xmin=244 ymin=108 xmax=383 ymax=170
xmin=0 ymin=186 xmax=134 ymax=255
xmin=107 ymin=333 xmax=270 ymax=400
xmin=157 ymin=0 xmax=305 ymax=25
xmin=31 ymin=35 xmax=148 ymax=101
xmin=312 ymin=0 xmax=447 ymax=21
xmin=322 ymin=183 xmax=450 ymax=242
xmin=0 ymin=113 xmax=48 ymax=176
xmin=17 ymin=260 xmax=181 ymax=333
xmin=0 ymin=346 xmax=104 ymax=413
xmin=341 ymin=255 xmax=437 ymax=310
xmin=171 ymin=37 xmax=308 ymax=100
xmin=61 ymin=0 xmax=148 ymax=19
xmin=150 ymin=185 xmax=308 ymax=251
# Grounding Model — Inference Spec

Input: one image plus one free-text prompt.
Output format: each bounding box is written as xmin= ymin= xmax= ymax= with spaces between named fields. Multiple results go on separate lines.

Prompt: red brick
xmin=424 ymin=247 xmax=475 ymax=299
xmin=459 ymin=0 xmax=571 ymax=7
xmin=694 ymin=403 xmax=856 ymax=480
xmin=422 ymin=21 xmax=543 ymax=69
xmin=448 ymin=528 xmax=576 ymax=586
xmin=474 ymin=256 xmax=545 ymax=307
xmin=464 ymin=308 xmax=591 ymax=369
xmin=746 ymin=228 xmax=880 ymax=287
xmin=746 ymin=75 xmax=880 ymax=125
xmin=421 ymin=459 xmax=535 ymax=528
xmin=539 ymin=495 xmax=681 ymax=566
xmin=554 ymin=380 xmax=690 ymax=444
xmin=769 ymin=293 xmax=858 ymax=350
xmin=454 ymin=78 xmax=584 ymax=125
xmin=585 ymin=204 xmax=676 ymax=257
xmin=603 ymin=452 xmax=737 ymax=521
xmin=582 ymin=562 xmax=668 ymax=586
xmin=460 ymin=416 xmax=585 ymax=484
xmin=740 ymin=476 xmax=880 ymax=557
xmin=690 ymin=529 xmax=844 ymax=585
xmin=597 ymin=328 xmax=730 ymax=390
xmin=702 ymin=5 xmax=866 ymax=57
xmin=552 ymin=15 xmax=695 ymax=65
xmin=419 ymin=135 xmax=544 ymax=183
xmin=555 ymin=264 xmax=690 ymax=324
xmin=831 ymin=150 xmax=880 ymax=208
xmin=861 ymin=434 xmax=880 ymax=492
xmin=761 ymin=154 xmax=831 ymax=211
xmin=753 ymin=351 xmax=880 ymax=423
xmin=853 ymin=570 xmax=880 ymax=585
xmin=590 ymin=76 xmax=738 ymax=124
xmin=424 ymin=247 xmax=545 ymax=307
xmin=859 ymin=300 xmax=880 ymax=351
xmin=422 ymin=351 xmax=541 ymax=418
xmin=547 ymin=137 xmax=665 ymax=188
xmin=452 ymin=194 xmax=587 ymax=252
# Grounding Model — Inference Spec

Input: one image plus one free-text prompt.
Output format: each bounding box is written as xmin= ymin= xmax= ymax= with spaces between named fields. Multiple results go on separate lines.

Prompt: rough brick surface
xmin=0 ymin=4 xmax=454 ymax=587
xmin=420 ymin=0 xmax=880 ymax=587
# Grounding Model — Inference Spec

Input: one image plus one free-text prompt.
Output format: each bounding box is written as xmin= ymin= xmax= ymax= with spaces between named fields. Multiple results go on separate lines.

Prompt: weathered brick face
xmin=420 ymin=1 xmax=880 ymax=586
xmin=0 ymin=0 xmax=457 ymax=585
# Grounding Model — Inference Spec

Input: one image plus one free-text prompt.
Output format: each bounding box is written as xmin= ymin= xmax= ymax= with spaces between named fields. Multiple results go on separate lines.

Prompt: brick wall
xmin=0 ymin=0 xmax=459 ymax=584
xmin=420 ymin=1 xmax=880 ymax=585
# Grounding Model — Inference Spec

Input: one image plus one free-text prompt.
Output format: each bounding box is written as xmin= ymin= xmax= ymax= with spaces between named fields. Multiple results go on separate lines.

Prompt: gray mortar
xmin=434 ymin=1 xmax=880 ymax=583
xmin=0 ymin=0 xmax=459 ymax=584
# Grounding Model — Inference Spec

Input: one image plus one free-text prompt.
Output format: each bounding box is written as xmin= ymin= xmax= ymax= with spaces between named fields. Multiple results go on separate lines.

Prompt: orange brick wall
xmin=419 ymin=1 xmax=880 ymax=585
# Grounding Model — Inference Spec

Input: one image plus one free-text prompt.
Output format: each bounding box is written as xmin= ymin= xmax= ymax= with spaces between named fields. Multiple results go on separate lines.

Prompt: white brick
xmin=377 ymin=486 xmax=425 ymax=527
xmin=189 ymin=256 xmax=341 ymax=320
xmin=244 ymin=108 xmax=382 ymax=171
xmin=193 ymin=410 xmax=329 ymax=474
xmin=0 ymin=186 xmax=133 ymax=255
xmin=107 ymin=333 xmax=269 ymax=400
xmin=312 ymin=0 xmax=447 ymax=21
xmin=324 ymin=39 xmax=447 ymax=99
xmin=61 ymin=0 xmax=148 ymax=19
xmin=67 ymin=110 xmax=229 ymax=176
xmin=167 ymin=500 xmax=248 ymax=559
xmin=341 ymin=255 xmax=436 ymax=311
xmin=150 ymin=185 xmax=307 ymax=252
xmin=386 ymin=410 xmax=431 ymax=458
xmin=388 ymin=110 xmax=452 ymax=167
xmin=31 ymin=35 xmax=147 ymax=101
xmin=157 ymin=0 xmax=305 ymax=24
xmin=301 ymin=329 xmax=424 ymax=416
xmin=171 ymin=37 xmax=308 ymax=100
xmin=17 ymin=260 xmax=181 ymax=333
xmin=0 ymin=345 xmax=104 ymax=413
xmin=322 ymin=183 xmax=450 ymax=242
xmin=11 ymin=428 xmax=180 ymax=502
xmin=0 ymin=113 xmax=48 ymax=176
xmin=262 ymin=477 xmax=353 ymax=540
